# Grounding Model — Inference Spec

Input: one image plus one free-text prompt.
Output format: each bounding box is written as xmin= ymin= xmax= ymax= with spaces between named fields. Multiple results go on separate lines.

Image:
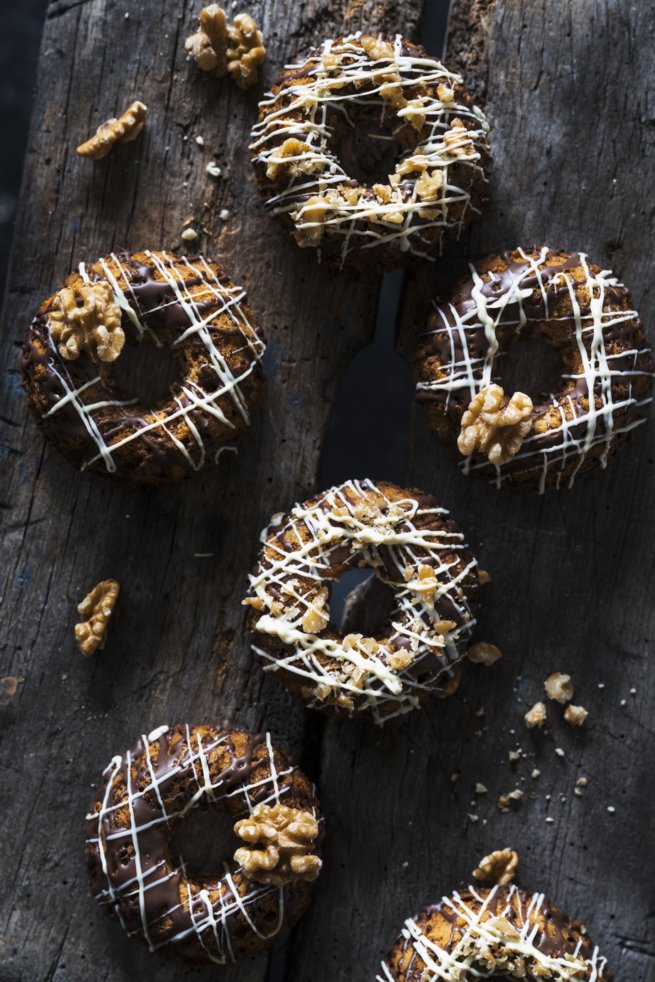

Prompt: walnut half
xmin=75 ymin=579 xmax=120 ymax=657
xmin=458 ymin=384 xmax=534 ymax=466
xmin=185 ymin=6 xmax=266 ymax=89
xmin=76 ymin=101 xmax=147 ymax=159
xmin=234 ymin=802 xmax=322 ymax=886
xmin=48 ymin=279 xmax=124 ymax=363
xmin=473 ymin=847 xmax=519 ymax=886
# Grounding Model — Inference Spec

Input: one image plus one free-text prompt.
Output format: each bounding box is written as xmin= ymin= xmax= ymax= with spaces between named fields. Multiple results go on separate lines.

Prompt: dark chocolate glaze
xmin=21 ymin=250 xmax=265 ymax=483
xmin=86 ymin=725 xmax=321 ymax=965
xmin=415 ymin=247 xmax=654 ymax=489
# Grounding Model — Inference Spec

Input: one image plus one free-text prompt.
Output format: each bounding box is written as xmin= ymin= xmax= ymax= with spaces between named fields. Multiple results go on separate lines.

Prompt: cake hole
xmin=331 ymin=108 xmax=405 ymax=186
xmin=171 ymin=805 xmax=236 ymax=879
xmin=330 ymin=568 xmax=395 ymax=634
xmin=111 ymin=338 xmax=180 ymax=405
xmin=498 ymin=337 xmax=563 ymax=404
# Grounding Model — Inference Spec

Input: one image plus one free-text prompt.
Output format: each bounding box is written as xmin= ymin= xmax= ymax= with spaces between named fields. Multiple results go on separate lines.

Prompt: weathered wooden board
xmin=288 ymin=2 xmax=655 ymax=981
xmin=0 ymin=1 xmax=422 ymax=980
xmin=2 ymin=1 xmax=655 ymax=982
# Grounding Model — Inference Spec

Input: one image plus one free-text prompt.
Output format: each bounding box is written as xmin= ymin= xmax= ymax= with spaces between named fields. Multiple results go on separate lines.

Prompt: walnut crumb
xmin=498 ymin=789 xmax=524 ymax=810
xmin=0 ymin=676 xmax=25 ymax=705
xmin=473 ymin=847 xmax=519 ymax=886
xmin=48 ymin=280 xmax=124 ymax=363
xmin=478 ymin=569 xmax=492 ymax=585
xmin=185 ymin=5 xmax=266 ymax=88
xmin=76 ymin=101 xmax=147 ymax=159
xmin=458 ymin=384 xmax=534 ymax=466
xmin=233 ymin=803 xmax=322 ymax=886
xmin=75 ymin=579 xmax=120 ymax=657
xmin=524 ymin=701 xmax=547 ymax=729
xmin=544 ymin=672 xmax=574 ymax=703
xmin=467 ymin=641 xmax=502 ymax=666
xmin=564 ymin=704 xmax=588 ymax=726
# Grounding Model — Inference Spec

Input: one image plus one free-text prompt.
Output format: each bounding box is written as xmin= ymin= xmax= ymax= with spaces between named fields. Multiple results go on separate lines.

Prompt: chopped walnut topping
xmin=415 ymin=169 xmax=444 ymax=202
xmin=435 ymin=619 xmax=457 ymax=635
xmin=266 ymin=138 xmax=324 ymax=181
xmin=458 ymin=384 xmax=534 ymax=466
xmin=443 ymin=116 xmax=475 ymax=158
xmin=76 ymin=101 xmax=147 ymax=159
xmin=301 ymin=586 xmax=329 ymax=634
xmin=544 ymin=672 xmax=574 ymax=704
xmin=524 ymin=701 xmax=547 ymax=729
xmin=467 ymin=641 xmax=502 ymax=665
xmin=437 ymin=82 xmax=455 ymax=103
xmin=49 ymin=280 xmax=124 ymax=363
xmin=75 ymin=579 xmax=120 ymax=657
xmin=473 ymin=847 xmax=519 ymax=886
xmin=388 ymin=649 xmax=413 ymax=671
xmin=185 ymin=5 xmax=265 ymax=88
xmin=360 ymin=36 xmax=395 ymax=62
xmin=564 ymin=704 xmax=588 ymax=726
xmin=234 ymin=803 xmax=322 ymax=886
xmin=295 ymin=195 xmax=331 ymax=246
xmin=404 ymin=97 xmax=427 ymax=130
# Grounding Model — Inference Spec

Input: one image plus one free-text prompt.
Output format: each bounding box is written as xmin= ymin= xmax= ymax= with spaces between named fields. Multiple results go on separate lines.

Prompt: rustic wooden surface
xmin=1 ymin=1 xmax=654 ymax=981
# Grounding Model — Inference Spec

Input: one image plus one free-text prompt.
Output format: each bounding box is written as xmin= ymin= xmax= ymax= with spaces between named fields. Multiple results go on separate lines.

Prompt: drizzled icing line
xmin=35 ymin=251 xmax=264 ymax=477
xmin=86 ymin=726 xmax=316 ymax=964
xmin=378 ymin=885 xmax=609 ymax=981
xmin=250 ymin=33 xmax=489 ymax=267
xmin=416 ymin=248 xmax=654 ymax=491
xmin=247 ymin=479 xmax=478 ymax=723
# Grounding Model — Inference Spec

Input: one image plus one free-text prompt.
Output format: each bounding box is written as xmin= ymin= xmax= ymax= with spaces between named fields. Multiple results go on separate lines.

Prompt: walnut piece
xmin=544 ymin=672 xmax=574 ymax=703
xmin=473 ymin=847 xmax=519 ymax=886
xmin=76 ymin=101 xmax=147 ymax=159
xmin=524 ymin=701 xmax=547 ymax=729
xmin=233 ymin=803 xmax=322 ymax=886
xmin=498 ymin=789 xmax=524 ymax=810
xmin=48 ymin=279 xmax=124 ymax=363
xmin=75 ymin=579 xmax=120 ymax=657
xmin=564 ymin=704 xmax=588 ymax=726
xmin=185 ymin=6 xmax=266 ymax=89
xmin=266 ymin=138 xmax=324 ymax=182
xmin=467 ymin=641 xmax=502 ymax=666
xmin=0 ymin=676 xmax=25 ymax=705
xmin=443 ymin=116 xmax=475 ymax=158
xmin=458 ymin=384 xmax=534 ymax=466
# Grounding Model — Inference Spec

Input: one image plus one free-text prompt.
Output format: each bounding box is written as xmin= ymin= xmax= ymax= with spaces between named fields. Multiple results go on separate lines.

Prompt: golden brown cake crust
xmin=380 ymin=884 xmax=612 ymax=981
xmin=250 ymin=34 xmax=490 ymax=272
xmin=21 ymin=250 xmax=264 ymax=483
xmin=86 ymin=725 xmax=321 ymax=965
xmin=245 ymin=479 xmax=479 ymax=723
xmin=415 ymin=246 xmax=654 ymax=491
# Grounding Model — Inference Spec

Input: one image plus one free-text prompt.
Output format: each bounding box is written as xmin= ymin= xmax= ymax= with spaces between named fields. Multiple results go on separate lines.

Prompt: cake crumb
xmin=564 ymin=704 xmax=588 ymax=726
xmin=524 ymin=701 xmax=546 ymax=728
xmin=544 ymin=672 xmax=574 ymax=704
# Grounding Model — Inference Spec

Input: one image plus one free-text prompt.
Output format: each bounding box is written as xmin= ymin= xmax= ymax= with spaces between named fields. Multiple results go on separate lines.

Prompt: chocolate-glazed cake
xmin=22 ymin=250 xmax=265 ymax=482
xmin=86 ymin=725 xmax=322 ymax=964
xmin=250 ymin=34 xmax=490 ymax=271
xmin=379 ymin=884 xmax=611 ymax=980
xmin=415 ymin=246 xmax=654 ymax=491
xmin=244 ymin=479 xmax=482 ymax=723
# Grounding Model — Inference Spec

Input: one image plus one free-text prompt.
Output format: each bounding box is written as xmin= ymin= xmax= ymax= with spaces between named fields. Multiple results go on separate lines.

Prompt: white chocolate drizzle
xmin=247 ymin=479 xmax=478 ymax=723
xmin=250 ymin=34 xmax=489 ymax=267
xmin=417 ymin=248 xmax=654 ymax=492
xmin=378 ymin=884 xmax=608 ymax=981
xmin=41 ymin=251 xmax=264 ymax=476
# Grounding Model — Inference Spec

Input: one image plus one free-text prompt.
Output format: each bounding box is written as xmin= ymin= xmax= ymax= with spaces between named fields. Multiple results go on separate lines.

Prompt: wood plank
xmin=288 ymin=2 xmax=655 ymax=980
xmin=0 ymin=1 xmax=424 ymax=980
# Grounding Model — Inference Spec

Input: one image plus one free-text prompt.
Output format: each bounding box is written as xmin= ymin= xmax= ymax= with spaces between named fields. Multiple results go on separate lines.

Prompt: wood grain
xmin=2 ymin=1 xmax=655 ymax=981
